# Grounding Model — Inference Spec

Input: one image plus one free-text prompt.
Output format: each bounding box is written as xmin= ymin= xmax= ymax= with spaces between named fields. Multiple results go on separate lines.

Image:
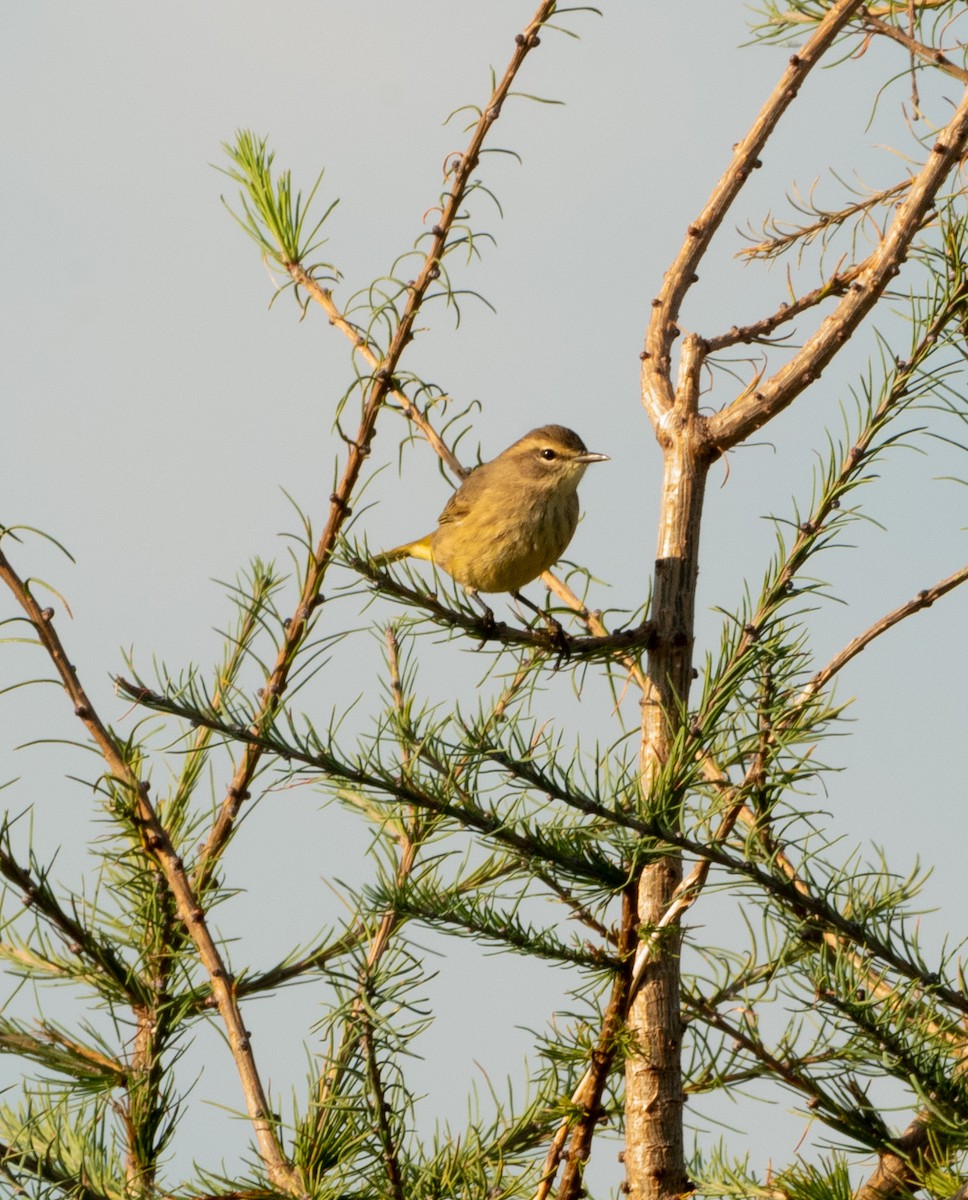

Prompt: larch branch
xmin=193 ymin=0 xmax=560 ymax=893
xmin=642 ymin=0 xmax=867 ymax=423
xmin=709 ymin=81 xmax=968 ymax=448
xmin=805 ymin=563 xmax=968 ymax=697
xmin=0 ymin=548 xmax=303 ymax=1197
xmin=861 ymin=11 xmax=968 ymax=83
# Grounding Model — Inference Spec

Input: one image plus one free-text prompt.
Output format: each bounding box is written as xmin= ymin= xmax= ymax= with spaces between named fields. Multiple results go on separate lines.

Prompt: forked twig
xmin=642 ymin=0 xmax=868 ymax=421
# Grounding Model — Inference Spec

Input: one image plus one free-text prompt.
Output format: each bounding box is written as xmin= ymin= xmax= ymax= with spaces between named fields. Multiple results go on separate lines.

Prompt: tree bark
xmin=625 ymin=408 xmax=711 ymax=1200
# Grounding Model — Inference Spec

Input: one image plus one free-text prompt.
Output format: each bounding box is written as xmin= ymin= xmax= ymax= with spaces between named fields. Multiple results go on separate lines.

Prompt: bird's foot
xmin=541 ymin=613 xmax=571 ymax=664
xmin=510 ymin=590 xmax=572 ymax=663
xmin=461 ymin=587 xmax=499 ymax=647
xmin=474 ymin=600 xmax=499 ymax=648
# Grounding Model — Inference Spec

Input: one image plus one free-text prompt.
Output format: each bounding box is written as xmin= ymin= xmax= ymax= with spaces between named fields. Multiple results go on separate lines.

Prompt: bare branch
xmin=642 ymin=0 xmax=867 ymax=423
xmin=861 ymin=11 xmax=968 ymax=84
xmin=704 ymin=264 xmax=859 ymax=352
xmin=709 ymin=83 xmax=968 ymax=448
xmin=805 ymin=563 xmax=968 ymax=697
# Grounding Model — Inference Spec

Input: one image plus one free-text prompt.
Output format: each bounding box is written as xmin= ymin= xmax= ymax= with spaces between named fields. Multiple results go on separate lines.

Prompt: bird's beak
xmin=574 ymin=451 xmax=610 ymax=464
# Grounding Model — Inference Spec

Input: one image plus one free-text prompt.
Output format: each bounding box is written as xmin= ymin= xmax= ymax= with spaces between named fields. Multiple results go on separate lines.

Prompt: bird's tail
xmin=371 ymin=537 xmax=434 ymax=569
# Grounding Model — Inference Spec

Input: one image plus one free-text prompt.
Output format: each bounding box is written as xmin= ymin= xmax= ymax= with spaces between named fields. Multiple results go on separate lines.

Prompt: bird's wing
xmin=436 ymin=462 xmax=492 ymax=526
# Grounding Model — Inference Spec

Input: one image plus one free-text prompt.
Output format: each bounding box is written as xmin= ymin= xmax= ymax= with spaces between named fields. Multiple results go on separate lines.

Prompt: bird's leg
xmin=511 ymin=590 xmax=570 ymax=658
xmin=463 ymin=587 xmax=498 ymax=639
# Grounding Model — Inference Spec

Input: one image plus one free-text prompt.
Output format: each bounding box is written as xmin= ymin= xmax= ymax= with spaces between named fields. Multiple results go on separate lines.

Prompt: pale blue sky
xmin=2 ymin=5 xmax=966 ymax=1193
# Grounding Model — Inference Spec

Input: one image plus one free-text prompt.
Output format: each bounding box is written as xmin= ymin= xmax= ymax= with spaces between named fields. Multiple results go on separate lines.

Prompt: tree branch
xmin=0 ymin=831 xmax=142 ymax=1002
xmin=704 ymin=262 xmax=861 ymax=352
xmin=0 ymin=1141 xmax=112 ymax=1200
xmin=709 ymin=82 xmax=968 ymax=448
xmin=642 ymin=0 xmax=867 ymax=423
xmin=861 ymin=10 xmax=968 ymax=85
xmin=194 ymin=0 xmax=562 ymax=895
xmin=352 ymin=554 xmax=656 ymax=659
xmin=738 ymin=178 xmax=911 ymax=265
xmin=531 ymin=894 xmax=634 ymax=1200
xmin=0 ymin=547 xmax=302 ymax=1197
xmin=804 ymin=563 xmax=968 ymax=696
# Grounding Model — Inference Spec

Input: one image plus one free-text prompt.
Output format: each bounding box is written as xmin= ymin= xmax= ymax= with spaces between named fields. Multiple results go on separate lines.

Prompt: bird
xmin=373 ymin=424 xmax=608 ymax=639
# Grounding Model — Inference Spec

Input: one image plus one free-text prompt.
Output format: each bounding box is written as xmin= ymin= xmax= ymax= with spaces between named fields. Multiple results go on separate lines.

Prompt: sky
xmin=2 ymin=3 xmax=967 ymax=1195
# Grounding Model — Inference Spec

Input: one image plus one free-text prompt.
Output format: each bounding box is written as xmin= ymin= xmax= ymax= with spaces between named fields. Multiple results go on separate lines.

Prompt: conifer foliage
xmin=3 ymin=5 xmax=968 ymax=1199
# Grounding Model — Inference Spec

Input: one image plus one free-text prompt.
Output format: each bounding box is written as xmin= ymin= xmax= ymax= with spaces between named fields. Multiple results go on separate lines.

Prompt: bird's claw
xmin=542 ymin=614 xmax=571 ymax=664
xmin=475 ymin=605 xmax=499 ymax=648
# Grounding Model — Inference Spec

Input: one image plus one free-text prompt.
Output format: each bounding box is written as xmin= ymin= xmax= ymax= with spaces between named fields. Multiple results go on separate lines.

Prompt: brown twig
xmin=804 ymin=563 xmax=968 ymax=697
xmin=738 ymin=178 xmax=913 ymax=264
xmin=555 ymin=960 xmax=631 ymax=1200
xmin=532 ymin=893 xmax=635 ymax=1200
xmin=709 ymin=80 xmax=968 ymax=448
xmin=0 ymin=1024 xmax=126 ymax=1083
xmin=705 ymin=263 xmax=862 ymax=352
xmin=283 ymin=263 xmax=466 ymax=481
xmin=192 ymin=1 xmax=559 ymax=895
xmin=861 ymin=10 xmax=968 ymax=84
xmin=771 ymin=0 xmax=951 ymax=24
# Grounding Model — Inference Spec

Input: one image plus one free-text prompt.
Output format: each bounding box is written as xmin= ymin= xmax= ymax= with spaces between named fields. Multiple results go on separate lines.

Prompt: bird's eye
xmin=540 ymin=448 xmax=557 ymax=461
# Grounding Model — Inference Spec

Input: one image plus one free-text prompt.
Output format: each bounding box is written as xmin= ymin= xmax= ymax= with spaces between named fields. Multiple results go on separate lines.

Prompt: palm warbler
xmin=375 ymin=424 xmax=608 ymax=627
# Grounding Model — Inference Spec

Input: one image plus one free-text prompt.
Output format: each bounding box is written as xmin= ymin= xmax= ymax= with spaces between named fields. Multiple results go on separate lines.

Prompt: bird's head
xmin=500 ymin=425 xmax=610 ymax=492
